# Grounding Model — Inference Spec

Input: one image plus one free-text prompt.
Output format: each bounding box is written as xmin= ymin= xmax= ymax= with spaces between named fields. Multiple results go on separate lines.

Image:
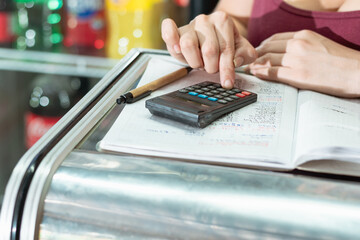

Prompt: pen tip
xmin=116 ymin=96 xmax=126 ymax=105
xmin=186 ymin=66 xmax=193 ymax=73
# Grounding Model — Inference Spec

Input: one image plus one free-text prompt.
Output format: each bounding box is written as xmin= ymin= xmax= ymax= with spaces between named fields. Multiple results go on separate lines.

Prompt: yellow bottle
xmin=105 ymin=0 xmax=167 ymax=58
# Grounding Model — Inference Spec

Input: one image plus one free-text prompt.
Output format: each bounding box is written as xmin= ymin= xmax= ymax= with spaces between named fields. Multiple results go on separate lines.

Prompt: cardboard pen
xmin=117 ymin=66 xmax=192 ymax=104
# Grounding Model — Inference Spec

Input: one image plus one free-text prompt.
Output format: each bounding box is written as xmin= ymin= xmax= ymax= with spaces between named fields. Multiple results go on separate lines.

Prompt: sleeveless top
xmin=247 ymin=0 xmax=360 ymax=50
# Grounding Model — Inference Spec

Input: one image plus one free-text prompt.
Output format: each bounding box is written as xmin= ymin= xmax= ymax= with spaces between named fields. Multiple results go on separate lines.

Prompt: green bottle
xmin=14 ymin=0 xmax=64 ymax=51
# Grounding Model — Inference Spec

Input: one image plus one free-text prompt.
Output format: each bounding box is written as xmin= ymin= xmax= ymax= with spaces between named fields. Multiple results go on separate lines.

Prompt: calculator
xmin=145 ymin=81 xmax=257 ymax=128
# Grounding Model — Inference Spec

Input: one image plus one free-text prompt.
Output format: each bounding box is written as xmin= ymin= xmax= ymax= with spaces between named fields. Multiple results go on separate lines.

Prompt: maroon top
xmin=247 ymin=0 xmax=360 ymax=50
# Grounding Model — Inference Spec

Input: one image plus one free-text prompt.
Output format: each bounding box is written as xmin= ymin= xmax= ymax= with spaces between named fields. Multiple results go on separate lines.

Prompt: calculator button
xmin=241 ymin=91 xmax=251 ymax=96
xmin=207 ymin=97 xmax=218 ymax=102
xmin=210 ymin=90 xmax=220 ymax=94
xmin=230 ymin=95 xmax=240 ymax=99
xmin=218 ymin=99 xmax=228 ymax=104
xmin=188 ymin=92 xmax=198 ymax=96
xmin=178 ymin=89 xmax=188 ymax=93
xmin=192 ymin=85 xmax=201 ymax=89
xmin=214 ymin=94 xmax=223 ymax=99
xmin=224 ymin=97 xmax=234 ymax=102
xmin=226 ymin=90 xmax=236 ymax=94
xmin=201 ymin=87 xmax=210 ymax=91
xmin=195 ymin=89 xmax=204 ymax=93
xmin=236 ymin=93 xmax=246 ymax=98
xmin=220 ymin=92 xmax=229 ymax=97
xmin=232 ymin=88 xmax=241 ymax=93
xmin=204 ymin=92 xmax=214 ymax=96
xmin=208 ymin=85 xmax=216 ymax=89
xmin=197 ymin=94 xmax=208 ymax=99
xmin=186 ymin=87 xmax=195 ymax=91
xmin=217 ymin=88 xmax=226 ymax=92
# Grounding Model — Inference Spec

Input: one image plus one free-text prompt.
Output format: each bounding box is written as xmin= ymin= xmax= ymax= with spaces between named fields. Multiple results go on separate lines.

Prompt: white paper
xmin=99 ymin=58 xmax=299 ymax=169
xmin=294 ymin=91 xmax=360 ymax=165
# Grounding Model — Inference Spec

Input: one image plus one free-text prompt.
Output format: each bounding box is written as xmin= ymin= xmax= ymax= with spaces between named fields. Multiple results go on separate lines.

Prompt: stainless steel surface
xmin=40 ymin=150 xmax=360 ymax=240
xmin=2 ymin=49 xmax=360 ymax=240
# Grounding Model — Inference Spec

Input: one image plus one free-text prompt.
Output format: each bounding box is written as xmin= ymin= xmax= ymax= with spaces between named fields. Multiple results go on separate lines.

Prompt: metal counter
xmin=1 ymin=49 xmax=360 ymax=240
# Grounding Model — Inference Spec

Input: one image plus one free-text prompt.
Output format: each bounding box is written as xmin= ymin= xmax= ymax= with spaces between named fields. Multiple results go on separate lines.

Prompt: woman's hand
xmin=248 ymin=30 xmax=360 ymax=98
xmin=161 ymin=11 xmax=257 ymax=89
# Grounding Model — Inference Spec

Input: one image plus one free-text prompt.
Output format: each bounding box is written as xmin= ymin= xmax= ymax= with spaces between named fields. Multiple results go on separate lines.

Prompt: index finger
xmin=213 ymin=14 xmax=235 ymax=89
xmin=161 ymin=18 xmax=185 ymax=62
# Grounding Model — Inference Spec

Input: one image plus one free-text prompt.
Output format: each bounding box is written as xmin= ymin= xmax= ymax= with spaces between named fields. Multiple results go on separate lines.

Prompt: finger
xmin=213 ymin=13 xmax=236 ymax=88
xmin=249 ymin=53 xmax=300 ymax=70
xmin=256 ymin=40 xmax=288 ymax=57
xmin=260 ymin=32 xmax=296 ymax=46
xmin=250 ymin=66 xmax=304 ymax=88
xmin=179 ymin=26 xmax=204 ymax=69
xmin=161 ymin=18 xmax=186 ymax=63
xmin=193 ymin=15 xmax=220 ymax=74
xmin=233 ymin=29 xmax=257 ymax=66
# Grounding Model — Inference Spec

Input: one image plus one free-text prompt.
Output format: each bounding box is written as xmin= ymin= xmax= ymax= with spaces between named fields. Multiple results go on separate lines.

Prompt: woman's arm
xmin=161 ymin=0 xmax=257 ymax=88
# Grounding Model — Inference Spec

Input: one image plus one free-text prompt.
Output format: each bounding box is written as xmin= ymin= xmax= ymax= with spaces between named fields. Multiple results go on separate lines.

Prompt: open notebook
xmin=99 ymin=58 xmax=360 ymax=176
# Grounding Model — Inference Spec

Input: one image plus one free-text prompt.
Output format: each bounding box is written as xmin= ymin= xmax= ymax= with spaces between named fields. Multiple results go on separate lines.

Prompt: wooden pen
xmin=116 ymin=66 xmax=192 ymax=104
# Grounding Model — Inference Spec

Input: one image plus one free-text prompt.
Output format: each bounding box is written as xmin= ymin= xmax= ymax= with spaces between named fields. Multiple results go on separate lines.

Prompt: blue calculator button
xmin=188 ymin=92 xmax=198 ymax=96
xmin=197 ymin=94 xmax=208 ymax=99
xmin=207 ymin=97 xmax=218 ymax=101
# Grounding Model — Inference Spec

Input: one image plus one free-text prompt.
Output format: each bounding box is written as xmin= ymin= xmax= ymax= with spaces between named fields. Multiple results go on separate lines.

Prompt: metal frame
xmin=0 ymin=48 xmax=168 ymax=240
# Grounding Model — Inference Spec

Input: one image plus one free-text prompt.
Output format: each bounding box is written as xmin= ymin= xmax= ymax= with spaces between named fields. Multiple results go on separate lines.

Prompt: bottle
xmin=0 ymin=0 xmax=15 ymax=48
xmin=105 ymin=0 xmax=167 ymax=59
xmin=14 ymin=0 xmax=64 ymax=51
xmin=63 ymin=0 xmax=106 ymax=56
xmin=25 ymin=74 xmax=88 ymax=148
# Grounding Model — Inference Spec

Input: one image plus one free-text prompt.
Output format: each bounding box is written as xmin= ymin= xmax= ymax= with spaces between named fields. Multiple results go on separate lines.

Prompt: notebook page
xmin=99 ymin=58 xmax=298 ymax=169
xmin=294 ymin=91 xmax=360 ymax=165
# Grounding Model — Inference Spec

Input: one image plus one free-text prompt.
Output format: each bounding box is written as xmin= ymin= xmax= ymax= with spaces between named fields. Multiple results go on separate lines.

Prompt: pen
xmin=117 ymin=66 xmax=193 ymax=104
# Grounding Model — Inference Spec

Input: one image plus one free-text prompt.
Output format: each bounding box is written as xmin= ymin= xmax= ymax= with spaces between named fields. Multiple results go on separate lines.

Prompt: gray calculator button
xmin=232 ymin=88 xmax=241 ymax=93
xmin=195 ymin=89 xmax=204 ymax=93
xmin=201 ymin=87 xmax=210 ymax=91
xmin=226 ymin=90 xmax=235 ymax=94
xmin=220 ymin=92 xmax=229 ymax=97
xmin=208 ymin=85 xmax=216 ymax=89
xmin=230 ymin=95 xmax=240 ymax=99
xmin=192 ymin=85 xmax=201 ymax=89
xmin=186 ymin=87 xmax=195 ymax=91
xmin=210 ymin=90 xmax=220 ymax=94
xmin=214 ymin=94 xmax=223 ymax=99
xmin=205 ymin=92 xmax=214 ymax=96
xmin=218 ymin=99 xmax=228 ymax=104
xmin=224 ymin=97 xmax=234 ymax=102
xmin=213 ymin=83 xmax=221 ymax=88
xmin=178 ymin=89 xmax=188 ymax=93
xmin=217 ymin=88 xmax=226 ymax=92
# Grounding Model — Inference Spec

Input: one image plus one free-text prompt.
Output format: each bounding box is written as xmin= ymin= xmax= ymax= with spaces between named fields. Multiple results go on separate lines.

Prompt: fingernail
xmin=233 ymin=57 xmax=244 ymax=68
xmin=224 ymin=80 xmax=233 ymax=89
xmin=173 ymin=44 xmax=181 ymax=54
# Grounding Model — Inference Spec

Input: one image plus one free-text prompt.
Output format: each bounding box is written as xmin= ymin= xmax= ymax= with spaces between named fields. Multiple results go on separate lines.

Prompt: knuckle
xmin=194 ymin=14 xmax=208 ymax=23
xmin=213 ymin=11 xmax=230 ymax=24
xmin=180 ymin=37 xmax=197 ymax=50
xmin=295 ymin=29 xmax=314 ymax=39
xmin=202 ymin=44 xmax=218 ymax=58
xmin=288 ymin=39 xmax=309 ymax=52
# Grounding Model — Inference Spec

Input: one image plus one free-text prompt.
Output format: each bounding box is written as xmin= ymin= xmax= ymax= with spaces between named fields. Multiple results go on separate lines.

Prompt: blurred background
xmin=0 ymin=0 xmax=219 ymax=209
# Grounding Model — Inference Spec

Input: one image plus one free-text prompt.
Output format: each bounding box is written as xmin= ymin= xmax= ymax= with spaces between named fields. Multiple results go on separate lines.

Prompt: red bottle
xmin=63 ymin=0 xmax=106 ymax=56
xmin=0 ymin=0 xmax=15 ymax=47
xmin=25 ymin=74 xmax=88 ymax=148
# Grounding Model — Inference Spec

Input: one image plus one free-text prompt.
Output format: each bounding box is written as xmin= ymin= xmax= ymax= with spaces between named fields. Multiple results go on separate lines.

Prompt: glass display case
xmin=1 ymin=49 xmax=360 ymax=240
xmin=0 ymin=48 xmax=117 ymax=208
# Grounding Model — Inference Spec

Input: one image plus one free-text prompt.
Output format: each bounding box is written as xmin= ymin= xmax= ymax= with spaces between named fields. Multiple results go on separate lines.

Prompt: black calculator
xmin=145 ymin=81 xmax=257 ymax=128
